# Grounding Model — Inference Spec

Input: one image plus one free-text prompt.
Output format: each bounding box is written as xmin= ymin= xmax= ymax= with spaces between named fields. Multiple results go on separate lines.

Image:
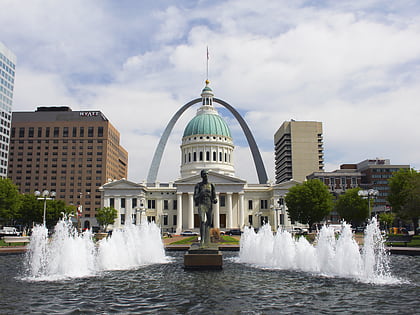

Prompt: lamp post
xmin=34 ymin=190 xmax=56 ymax=227
xmin=358 ymin=189 xmax=379 ymax=218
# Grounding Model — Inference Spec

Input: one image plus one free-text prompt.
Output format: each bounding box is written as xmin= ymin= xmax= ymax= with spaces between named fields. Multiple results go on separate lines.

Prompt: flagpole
xmin=206 ymin=46 xmax=209 ymax=82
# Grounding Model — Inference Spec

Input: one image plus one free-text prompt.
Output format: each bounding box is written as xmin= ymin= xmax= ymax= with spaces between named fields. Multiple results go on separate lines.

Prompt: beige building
xmin=8 ymin=106 xmax=128 ymax=229
xmin=274 ymin=120 xmax=324 ymax=184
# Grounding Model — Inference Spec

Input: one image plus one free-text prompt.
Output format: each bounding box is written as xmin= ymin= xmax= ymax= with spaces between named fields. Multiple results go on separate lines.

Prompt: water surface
xmin=1 ymin=252 xmax=419 ymax=314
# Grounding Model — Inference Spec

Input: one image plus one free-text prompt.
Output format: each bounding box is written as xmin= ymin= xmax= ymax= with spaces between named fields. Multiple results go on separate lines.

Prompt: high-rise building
xmin=274 ymin=120 xmax=324 ymax=183
xmin=0 ymin=42 xmax=16 ymax=178
xmin=8 ymin=106 xmax=128 ymax=229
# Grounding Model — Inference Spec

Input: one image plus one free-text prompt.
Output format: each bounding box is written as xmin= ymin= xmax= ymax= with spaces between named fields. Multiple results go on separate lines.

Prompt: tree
xmin=388 ymin=169 xmax=420 ymax=234
xmin=0 ymin=178 xmax=22 ymax=225
xmin=285 ymin=179 xmax=333 ymax=229
xmin=335 ymin=188 xmax=368 ymax=226
xmin=96 ymin=207 xmax=118 ymax=231
xmin=378 ymin=212 xmax=395 ymax=232
xmin=18 ymin=194 xmax=75 ymax=229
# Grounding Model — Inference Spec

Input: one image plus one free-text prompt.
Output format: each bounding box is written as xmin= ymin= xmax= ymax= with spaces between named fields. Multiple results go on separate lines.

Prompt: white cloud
xmin=4 ymin=0 xmax=420 ymax=184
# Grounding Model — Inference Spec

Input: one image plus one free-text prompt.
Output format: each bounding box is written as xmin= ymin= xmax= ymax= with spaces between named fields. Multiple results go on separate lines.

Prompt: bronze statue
xmin=194 ymin=169 xmax=217 ymax=246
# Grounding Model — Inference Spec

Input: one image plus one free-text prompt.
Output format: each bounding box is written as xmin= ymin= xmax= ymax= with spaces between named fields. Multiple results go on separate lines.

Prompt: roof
xmin=183 ymin=112 xmax=231 ymax=138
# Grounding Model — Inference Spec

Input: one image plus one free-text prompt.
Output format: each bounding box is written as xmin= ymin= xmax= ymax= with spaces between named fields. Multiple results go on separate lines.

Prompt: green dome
xmin=183 ymin=113 xmax=231 ymax=138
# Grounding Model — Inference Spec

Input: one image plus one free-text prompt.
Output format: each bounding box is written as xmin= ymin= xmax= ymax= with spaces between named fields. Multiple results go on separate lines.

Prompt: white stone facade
xmin=100 ymin=174 xmax=298 ymax=233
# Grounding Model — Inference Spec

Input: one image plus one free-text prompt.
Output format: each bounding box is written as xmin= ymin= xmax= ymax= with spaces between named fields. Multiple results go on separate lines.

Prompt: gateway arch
xmin=147 ymin=98 xmax=268 ymax=184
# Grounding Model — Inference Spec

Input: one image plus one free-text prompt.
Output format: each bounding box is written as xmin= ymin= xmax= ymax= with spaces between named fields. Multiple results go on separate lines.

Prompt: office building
xmin=8 ymin=106 xmax=128 ymax=229
xmin=0 ymin=42 xmax=16 ymax=178
xmin=274 ymin=120 xmax=324 ymax=183
xmin=356 ymin=158 xmax=409 ymax=214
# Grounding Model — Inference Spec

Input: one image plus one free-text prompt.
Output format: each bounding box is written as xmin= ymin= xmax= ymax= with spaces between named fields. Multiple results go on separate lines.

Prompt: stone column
xmin=214 ymin=192 xmax=220 ymax=229
xmin=176 ymin=192 xmax=183 ymax=234
xmin=239 ymin=192 xmax=245 ymax=229
xmin=188 ymin=192 xmax=194 ymax=229
xmin=126 ymin=197 xmax=132 ymax=225
xmin=227 ymin=192 xmax=233 ymax=228
xmin=114 ymin=197 xmax=121 ymax=228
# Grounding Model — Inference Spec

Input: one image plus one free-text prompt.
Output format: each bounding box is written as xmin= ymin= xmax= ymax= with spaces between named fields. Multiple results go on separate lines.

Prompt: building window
xmin=80 ymin=127 xmax=84 ymax=137
xmin=164 ymin=200 xmax=169 ymax=210
xmin=132 ymin=198 xmax=137 ymax=208
xmin=248 ymin=200 xmax=253 ymax=210
xmin=173 ymin=200 xmax=177 ymax=210
xmin=19 ymin=127 xmax=24 ymax=137
xmin=173 ymin=215 xmax=177 ymax=226
xmin=63 ymin=127 xmax=68 ymax=137
xmin=120 ymin=198 xmax=126 ymax=208
xmin=260 ymin=200 xmax=268 ymax=209
xmin=88 ymin=127 xmax=94 ymax=137
xmin=220 ymin=195 xmax=226 ymax=207
xmin=46 ymin=127 xmax=50 ymax=137
xmin=110 ymin=198 xmax=114 ymax=207
xmin=53 ymin=127 xmax=59 ymax=137
xmin=28 ymin=127 xmax=34 ymax=137
xmin=148 ymin=199 xmax=156 ymax=209
xmin=163 ymin=215 xmax=168 ymax=226
xmin=98 ymin=127 xmax=103 ymax=137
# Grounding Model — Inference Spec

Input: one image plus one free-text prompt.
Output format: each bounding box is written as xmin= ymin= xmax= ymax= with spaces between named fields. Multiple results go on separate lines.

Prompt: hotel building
xmin=8 ymin=106 xmax=128 ymax=229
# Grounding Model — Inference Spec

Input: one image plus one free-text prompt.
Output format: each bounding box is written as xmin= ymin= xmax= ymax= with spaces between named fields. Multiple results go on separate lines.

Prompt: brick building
xmin=8 ymin=106 xmax=128 ymax=229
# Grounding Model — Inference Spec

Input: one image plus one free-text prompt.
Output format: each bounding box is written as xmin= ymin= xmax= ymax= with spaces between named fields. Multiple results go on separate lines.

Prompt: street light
xmin=358 ymin=189 xmax=379 ymax=218
xmin=34 ymin=189 xmax=56 ymax=227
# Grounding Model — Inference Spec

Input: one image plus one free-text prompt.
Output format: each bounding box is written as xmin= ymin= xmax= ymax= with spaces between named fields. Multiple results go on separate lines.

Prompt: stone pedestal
xmin=184 ymin=243 xmax=223 ymax=270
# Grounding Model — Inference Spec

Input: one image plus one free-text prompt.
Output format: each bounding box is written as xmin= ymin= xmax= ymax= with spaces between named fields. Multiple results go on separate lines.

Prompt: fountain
xmin=1 ymin=216 xmax=417 ymax=313
xmin=24 ymin=218 xmax=168 ymax=281
xmin=239 ymin=217 xmax=398 ymax=284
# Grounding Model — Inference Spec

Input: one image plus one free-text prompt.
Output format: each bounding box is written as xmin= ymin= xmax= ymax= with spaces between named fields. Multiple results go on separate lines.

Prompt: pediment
xmin=175 ymin=171 xmax=246 ymax=186
xmin=101 ymin=179 xmax=146 ymax=190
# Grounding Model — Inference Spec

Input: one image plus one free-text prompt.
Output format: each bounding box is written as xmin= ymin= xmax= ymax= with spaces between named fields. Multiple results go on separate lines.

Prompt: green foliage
xmin=19 ymin=194 xmax=74 ymax=228
xmin=0 ymin=178 xmax=22 ymax=225
xmin=378 ymin=212 xmax=395 ymax=229
xmin=285 ymin=179 xmax=333 ymax=228
xmin=388 ymin=168 xmax=420 ymax=233
xmin=96 ymin=207 xmax=118 ymax=231
xmin=335 ymin=188 xmax=368 ymax=226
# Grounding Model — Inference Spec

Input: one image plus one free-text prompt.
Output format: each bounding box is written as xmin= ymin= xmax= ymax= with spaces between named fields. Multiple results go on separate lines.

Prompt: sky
xmin=2 ymin=0 xmax=420 ymax=183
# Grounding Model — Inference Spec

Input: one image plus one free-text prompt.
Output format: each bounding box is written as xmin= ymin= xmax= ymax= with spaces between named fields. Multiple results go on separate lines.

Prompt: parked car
xmin=0 ymin=227 xmax=21 ymax=237
xmin=290 ymin=228 xmax=308 ymax=235
xmin=226 ymin=229 xmax=242 ymax=236
xmin=181 ymin=230 xmax=198 ymax=236
xmin=163 ymin=231 xmax=173 ymax=238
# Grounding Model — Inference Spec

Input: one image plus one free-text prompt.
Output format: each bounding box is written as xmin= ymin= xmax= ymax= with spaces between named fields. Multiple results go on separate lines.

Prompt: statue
xmin=194 ymin=169 xmax=217 ymax=247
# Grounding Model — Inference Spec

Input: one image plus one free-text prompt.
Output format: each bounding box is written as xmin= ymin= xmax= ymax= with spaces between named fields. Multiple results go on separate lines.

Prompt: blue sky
xmin=2 ymin=0 xmax=420 ymax=182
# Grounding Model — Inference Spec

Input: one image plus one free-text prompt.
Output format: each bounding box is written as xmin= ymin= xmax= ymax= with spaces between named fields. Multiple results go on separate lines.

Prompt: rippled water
xmin=1 ymin=252 xmax=419 ymax=314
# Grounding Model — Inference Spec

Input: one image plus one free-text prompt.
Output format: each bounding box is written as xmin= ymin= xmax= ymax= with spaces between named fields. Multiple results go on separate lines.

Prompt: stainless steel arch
xmin=146 ymin=98 xmax=268 ymax=184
